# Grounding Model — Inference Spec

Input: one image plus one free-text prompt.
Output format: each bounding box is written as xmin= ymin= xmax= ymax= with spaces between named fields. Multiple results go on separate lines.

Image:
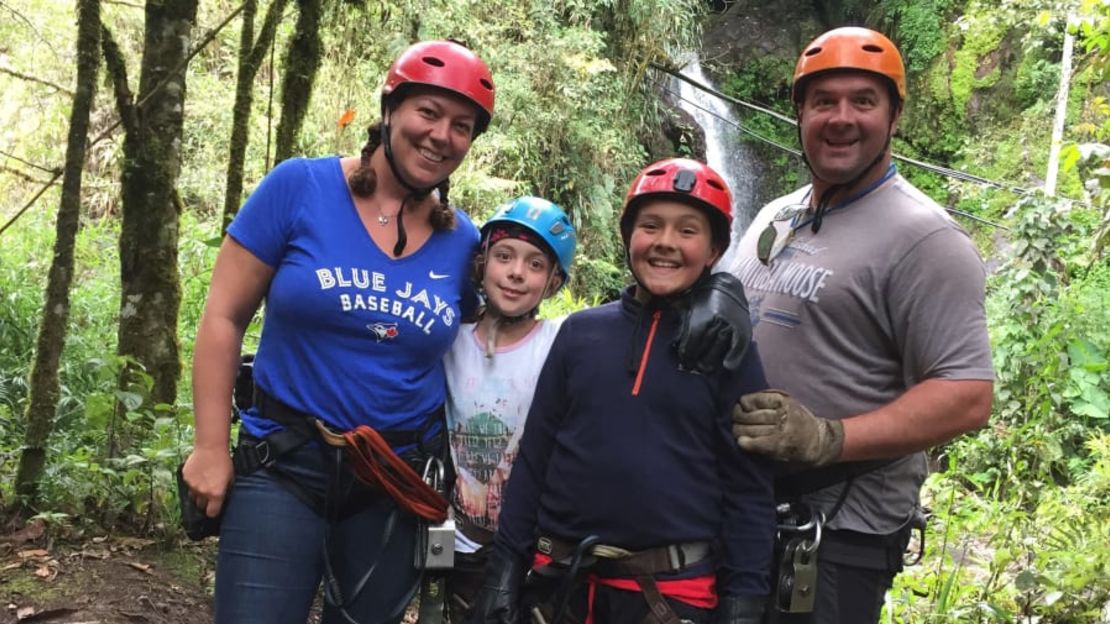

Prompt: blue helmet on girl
xmin=480 ymin=196 xmax=577 ymax=288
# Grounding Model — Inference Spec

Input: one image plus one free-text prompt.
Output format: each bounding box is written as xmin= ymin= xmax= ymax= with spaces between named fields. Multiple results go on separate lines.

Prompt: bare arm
xmin=182 ymin=237 xmax=274 ymax=516
xmin=839 ymin=378 xmax=992 ymax=461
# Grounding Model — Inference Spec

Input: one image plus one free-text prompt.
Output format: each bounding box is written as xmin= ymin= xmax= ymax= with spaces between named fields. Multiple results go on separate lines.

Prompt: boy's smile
xmin=628 ymin=200 xmax=720 ymax=300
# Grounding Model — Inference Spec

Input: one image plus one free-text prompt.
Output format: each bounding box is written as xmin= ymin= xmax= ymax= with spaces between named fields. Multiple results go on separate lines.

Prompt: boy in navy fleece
xmin=469 ymin=159 xmax=773 ymax=624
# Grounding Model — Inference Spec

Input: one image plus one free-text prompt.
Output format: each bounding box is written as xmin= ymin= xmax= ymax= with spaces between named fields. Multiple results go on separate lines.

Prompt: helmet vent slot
xmin=480 ymin=78 xmax=494 ymax=90
xmin=804 ymin=47 xmax=823 ymax=56
xmin=862 ymin=44 xmax=884 ymax=53
xmin=421 ymin=56 xmax=446 ymax=67
xmin=706 ymin=179 xmax=725 ymax=190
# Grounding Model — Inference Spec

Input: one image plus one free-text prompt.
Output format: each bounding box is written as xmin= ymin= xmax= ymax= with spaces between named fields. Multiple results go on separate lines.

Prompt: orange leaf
xmin=337 ymin=108 xmax=356 ymax=129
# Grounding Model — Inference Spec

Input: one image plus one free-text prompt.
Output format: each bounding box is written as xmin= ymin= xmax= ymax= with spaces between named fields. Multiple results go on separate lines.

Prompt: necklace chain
xmin=376 ymin=206 xmax=400 ymax=226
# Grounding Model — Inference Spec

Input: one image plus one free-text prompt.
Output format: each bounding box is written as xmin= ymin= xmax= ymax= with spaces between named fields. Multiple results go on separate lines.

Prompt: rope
xmin=340 ymin=425 xmax=448 ymax=523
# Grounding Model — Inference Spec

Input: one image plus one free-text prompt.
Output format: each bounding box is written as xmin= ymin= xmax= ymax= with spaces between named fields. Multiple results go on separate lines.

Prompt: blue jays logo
xmin=367 ymin=322 xmax=399 ymax=342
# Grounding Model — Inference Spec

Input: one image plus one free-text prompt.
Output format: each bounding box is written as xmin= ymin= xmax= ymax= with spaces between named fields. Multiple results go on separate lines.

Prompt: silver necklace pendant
xmin=377 ymin=214 xmax=390 ymax=226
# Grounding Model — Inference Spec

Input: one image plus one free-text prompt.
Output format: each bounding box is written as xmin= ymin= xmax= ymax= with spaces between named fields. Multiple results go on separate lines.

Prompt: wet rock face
xmin=643 ymin=101 xmax=707 ymax=163
xmin=703 ymin=0 xmax=816 ymax=68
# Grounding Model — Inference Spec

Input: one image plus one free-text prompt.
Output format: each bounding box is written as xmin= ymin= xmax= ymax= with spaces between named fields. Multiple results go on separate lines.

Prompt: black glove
xmin=175 ymin=464 xmax=221 ymax=540
xmin=468 ymin=548 xmax=528 ymax=624
xmin=675 ymin=272 xmax=752 ymax=374
xmin=713 ymin=594 xmax=765 ymax=624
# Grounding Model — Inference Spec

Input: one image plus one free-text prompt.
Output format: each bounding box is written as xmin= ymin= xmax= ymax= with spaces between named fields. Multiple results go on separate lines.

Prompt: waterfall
xmin=671 ymin=54 xmax=759 ymax=269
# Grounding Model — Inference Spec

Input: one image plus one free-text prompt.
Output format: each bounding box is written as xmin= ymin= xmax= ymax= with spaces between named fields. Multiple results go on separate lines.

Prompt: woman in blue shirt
xmin=181 ymin=40 xmax=495 ymax=624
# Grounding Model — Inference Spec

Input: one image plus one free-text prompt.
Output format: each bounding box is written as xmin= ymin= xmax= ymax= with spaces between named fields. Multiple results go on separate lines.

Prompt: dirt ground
xmin=0 ymin=519 xmax=419 ymax=624
xmin=1 ymin=520 xmax=215 ymax=624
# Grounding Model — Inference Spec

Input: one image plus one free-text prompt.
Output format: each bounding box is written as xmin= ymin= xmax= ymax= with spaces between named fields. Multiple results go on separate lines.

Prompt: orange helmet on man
xmin=792 ymin=27 xmax=906 ymax=108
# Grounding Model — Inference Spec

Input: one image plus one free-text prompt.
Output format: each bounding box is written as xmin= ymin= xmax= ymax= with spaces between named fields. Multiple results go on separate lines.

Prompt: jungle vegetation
xmin=0 ymin=0 xmax=1108 ymax=620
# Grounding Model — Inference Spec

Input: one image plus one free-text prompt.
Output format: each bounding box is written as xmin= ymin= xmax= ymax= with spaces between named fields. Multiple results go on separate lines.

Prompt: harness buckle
xmin=254 ymin=439 xmax=275 ymax=468
xmin=666 ymin=544 xmax=686 ymax=570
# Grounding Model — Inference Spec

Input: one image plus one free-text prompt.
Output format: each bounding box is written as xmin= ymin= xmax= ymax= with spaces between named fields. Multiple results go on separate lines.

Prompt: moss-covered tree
xmin=222 ymin=0 xmax=293 ymax=232
xmin=13 ymin=0 xmax=101 ymax=504
xmin=103 ymin=0 xmax=198 ymax=453
xmin=273 ymin=0 xmax=324 ymax=164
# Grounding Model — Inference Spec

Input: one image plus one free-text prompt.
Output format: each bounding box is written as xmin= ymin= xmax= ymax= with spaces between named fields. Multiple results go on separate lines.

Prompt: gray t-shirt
xmin=723 ymin=174 xmax=994 ymax=533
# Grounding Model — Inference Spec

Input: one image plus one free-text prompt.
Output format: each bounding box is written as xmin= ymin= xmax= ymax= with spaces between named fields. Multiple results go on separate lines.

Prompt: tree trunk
xmin=273 ymin=0 xmax=323 ymax=164
xmin=222 ymin=0 xmax=294 ymax=232
xmin=14 ymin=0 xmax=101 ymax=503
xmin=113 ymin=0 xmax=198 ymax=451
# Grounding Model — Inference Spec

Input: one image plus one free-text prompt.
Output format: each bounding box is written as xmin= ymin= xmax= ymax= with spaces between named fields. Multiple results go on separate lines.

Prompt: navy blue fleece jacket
xmin=494 ymin=287 xmax=775 ymax=597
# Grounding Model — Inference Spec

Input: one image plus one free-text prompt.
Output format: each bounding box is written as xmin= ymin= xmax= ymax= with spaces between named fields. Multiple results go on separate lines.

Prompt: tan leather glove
xmin=733 ymin=390 xmax=843 ymax=466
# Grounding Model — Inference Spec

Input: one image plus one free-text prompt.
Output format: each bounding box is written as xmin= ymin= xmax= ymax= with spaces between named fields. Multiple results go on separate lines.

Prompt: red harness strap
xmin=533 ymin=553 xmax=717 ymax=624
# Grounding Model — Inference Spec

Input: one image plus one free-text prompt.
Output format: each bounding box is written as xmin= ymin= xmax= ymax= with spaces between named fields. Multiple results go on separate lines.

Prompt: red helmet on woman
xmin=382 ymin=40 xmax=496 ymax=135
xmin=621 ymin=158 xmax=733 ymax=253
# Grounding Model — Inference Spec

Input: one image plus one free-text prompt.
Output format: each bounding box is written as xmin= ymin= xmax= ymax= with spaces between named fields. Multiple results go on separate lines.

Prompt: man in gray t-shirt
xmin=687 ymin=27 xmax=993 ymax=624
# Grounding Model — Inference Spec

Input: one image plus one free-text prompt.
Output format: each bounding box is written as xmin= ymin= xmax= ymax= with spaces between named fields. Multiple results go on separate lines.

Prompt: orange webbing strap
xmin=340 ymin=425 xmax=448 ymax=523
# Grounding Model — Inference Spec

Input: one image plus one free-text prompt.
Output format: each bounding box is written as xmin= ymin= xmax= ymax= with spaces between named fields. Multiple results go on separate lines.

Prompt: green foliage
xmin=0 ymin=210 xmax=212 ymax=526
xmin=538 ymin=285 xmax=600 ymax=320
xmin=1014 ymin=55 xmax=1061 ymax=109
xmin=30 ymin=355 xmax=189 ymax=533
xmin=950 ymin=10 xmax=1008 ymax=115
xmin=891 ymin=435 xmax=1110 ymax=621
xmin=961 ymin=195 xmax=1109 ymax=500
xmin=718 ymin=56 xmax=793 ymax=106
xmin=881 ymin=0 xmax=955 ymax=73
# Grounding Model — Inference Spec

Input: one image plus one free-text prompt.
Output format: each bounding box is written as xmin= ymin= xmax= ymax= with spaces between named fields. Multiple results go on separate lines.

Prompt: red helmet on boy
xmin=621 ymin=158 xmax=733 ymax=253
xmin=382 ymin=40 xmax=496 ymax=135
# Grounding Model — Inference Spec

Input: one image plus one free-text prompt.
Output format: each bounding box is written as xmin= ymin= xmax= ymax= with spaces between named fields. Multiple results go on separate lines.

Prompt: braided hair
xmin=346 ymin=122 xmax=457 ymax=233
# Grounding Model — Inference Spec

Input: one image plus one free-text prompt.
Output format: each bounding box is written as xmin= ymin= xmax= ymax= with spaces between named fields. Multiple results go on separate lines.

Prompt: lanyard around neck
xmin=792 ymin=164 xmax=897 ymax=232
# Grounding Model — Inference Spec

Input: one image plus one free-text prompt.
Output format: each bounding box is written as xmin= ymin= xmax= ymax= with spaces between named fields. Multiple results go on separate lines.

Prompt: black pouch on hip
xmin=176 ymin=463 xmax=222 ymax=540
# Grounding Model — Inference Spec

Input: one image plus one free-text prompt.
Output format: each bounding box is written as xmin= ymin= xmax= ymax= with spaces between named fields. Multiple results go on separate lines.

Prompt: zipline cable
xmin=653 ymin=63 xmax=1040 ymax=198
xmin=0 ymin=148 xmax=61 ymax=175
xmin=658 ymin=79 xmax=1010 ymax=230
xmin=659 ymin=83 xmax=801 ymax=157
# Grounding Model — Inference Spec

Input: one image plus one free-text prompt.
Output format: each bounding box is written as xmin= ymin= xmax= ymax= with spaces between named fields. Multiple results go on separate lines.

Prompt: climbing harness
xmin=768 ymin=457 xmax=929 ymax=615
xmin=231 ymin=370 xmax=452 ymax=624
xmin=527 ymin=535 xmax=715 ymax=624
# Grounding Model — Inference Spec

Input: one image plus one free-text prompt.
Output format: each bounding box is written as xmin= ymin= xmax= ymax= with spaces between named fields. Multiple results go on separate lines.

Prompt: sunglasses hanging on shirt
xmin=756 ymin=165 xmax=899 ymax=268
xmin=756 ymin=202 xmax=810 ymax=266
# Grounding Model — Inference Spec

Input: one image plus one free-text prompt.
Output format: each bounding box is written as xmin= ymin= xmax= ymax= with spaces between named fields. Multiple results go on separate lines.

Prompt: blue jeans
xmin=214 ymin=440 xmax=421 ymax=624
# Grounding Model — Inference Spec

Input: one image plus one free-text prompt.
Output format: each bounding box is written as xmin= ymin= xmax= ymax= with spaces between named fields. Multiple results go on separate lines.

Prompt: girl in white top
xmin=443 ymin=196 xmax=577 ymax=618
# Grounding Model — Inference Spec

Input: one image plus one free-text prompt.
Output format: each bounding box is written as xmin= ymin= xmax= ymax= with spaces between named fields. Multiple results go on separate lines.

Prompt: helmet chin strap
xmin=379 ymin=117 xmax=442 ymax=257
xmin=481 ymin=307 xmax=531 ymax=359
xmin=799 ymin=120 xmax=896 ymax=233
